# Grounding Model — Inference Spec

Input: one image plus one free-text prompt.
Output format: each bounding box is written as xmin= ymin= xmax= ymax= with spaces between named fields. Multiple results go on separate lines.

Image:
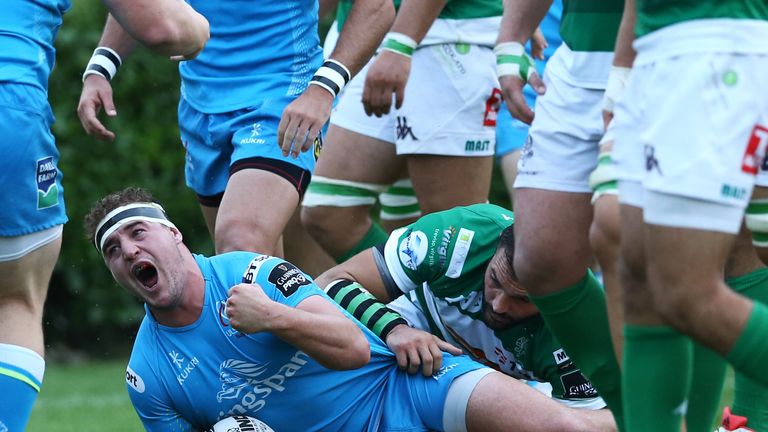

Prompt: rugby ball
xmin=206 ymin=415 xmax=275 ymax=432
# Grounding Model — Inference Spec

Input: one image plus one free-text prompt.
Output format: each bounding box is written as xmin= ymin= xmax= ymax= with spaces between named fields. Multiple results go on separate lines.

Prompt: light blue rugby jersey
xmin=0 ymin=0 xmax=71 ymax=117
xmin=126 ymin=252 xmax=397 ymax=432
xmin=180 ymin=0 xmax=324 ymax=114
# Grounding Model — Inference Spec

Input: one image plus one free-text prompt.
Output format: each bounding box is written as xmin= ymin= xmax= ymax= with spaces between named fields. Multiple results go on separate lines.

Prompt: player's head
xmin=481 ymin=225 xmax=538 ymax=330
xmin=84 ymin=187 xmax=188 ymax=309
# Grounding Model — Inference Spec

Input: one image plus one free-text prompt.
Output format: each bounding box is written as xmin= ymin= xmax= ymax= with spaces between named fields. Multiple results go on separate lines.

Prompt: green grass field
xmin=24 ymin=360 xmax=735 ymax=431
xmin=27 ymin=360 xmax=142 ymax=432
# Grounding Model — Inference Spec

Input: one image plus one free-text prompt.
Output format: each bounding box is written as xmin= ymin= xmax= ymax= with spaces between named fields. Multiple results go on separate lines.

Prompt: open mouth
xmin=132 ymin=262 xmax=159 ymax=288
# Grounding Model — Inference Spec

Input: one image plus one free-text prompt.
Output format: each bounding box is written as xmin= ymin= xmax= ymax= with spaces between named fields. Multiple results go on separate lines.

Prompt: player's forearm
xmin=325 ymin=280 xmax=408 ymax=341
xmin=328 ymin=0 xmax=394 ymax=76
xmin=102 ymin=0 xmax=209 ymax=58
xmin=269 ymin=301 xmax=371 ymax=370
xmin=580 ymin=407 xmax=617 ymax=431
xmin=94 ymin=14 xmax=139 ymax=60
xmin=388 ymin=0 xmax=446 ymax=44
xmin=319 ymin=0 xmax=340 ymax=21
xmin=613 ymin=0 xmax=636 ymax=67
xmin=497 ymin=0 xmax=553 ymax=44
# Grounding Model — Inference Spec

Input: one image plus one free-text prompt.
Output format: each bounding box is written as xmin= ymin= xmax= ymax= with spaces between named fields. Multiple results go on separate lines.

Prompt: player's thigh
xmin=217 ymin=169 xmax=301 ymax=254
xmin=513 ymin=188 xmax=594 ymax=293
xmin=407 ymin=155 xmax=493 ymax=214
xmin=314 ymin=124 xmax=404 ymax=183
xmin=465 ymin=371 xmax=584 ymax=432
xmin=0 ymin=231 xmax=61 ymax=304
xmin=499 ymin=149 xmax=522 ymax=197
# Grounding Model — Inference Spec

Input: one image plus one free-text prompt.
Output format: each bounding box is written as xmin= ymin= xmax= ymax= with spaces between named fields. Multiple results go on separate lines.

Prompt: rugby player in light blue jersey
xmin=84 ymin=187 xmax=614 ymax=432
xmin=78 ymin=0 xmax=394 ymax=270
xmin=0 ymin=2 xmax=208 ymax=431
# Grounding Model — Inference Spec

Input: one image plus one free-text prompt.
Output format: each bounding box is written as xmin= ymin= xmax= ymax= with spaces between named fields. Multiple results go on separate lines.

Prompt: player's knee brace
xmin=588 ymin=152 xmax=618 ymax=204
xmin=379 ymin=179 xmax=421 ymax=221
xmin=746 ymin=199 xmax=768 ymax=247
xmin=302 ymin=176 xmax=387 ymax=207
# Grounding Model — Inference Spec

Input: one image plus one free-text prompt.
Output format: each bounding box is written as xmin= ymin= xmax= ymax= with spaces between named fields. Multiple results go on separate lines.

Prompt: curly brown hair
xmin=83 ymin=187 xmax=159 ymax=244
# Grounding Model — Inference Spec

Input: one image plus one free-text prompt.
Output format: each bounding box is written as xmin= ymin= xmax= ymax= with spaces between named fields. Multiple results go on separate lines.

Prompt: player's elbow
xmin=368 ymin=0 xmax=395 ymax=30
xmin=346 ymin=336 xmax=372 ymax=369
xmin=325 ymin=328 xmax=371 ymax=370
xmin=137 ymin=16 xmax=209 ymax=57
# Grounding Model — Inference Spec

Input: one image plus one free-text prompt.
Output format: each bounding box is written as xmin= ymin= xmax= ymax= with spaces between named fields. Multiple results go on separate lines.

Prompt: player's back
xmin=0 ymin=0 xmax=70 ymax=95
xmin=180 ymin=0 xmax=323 ymax=114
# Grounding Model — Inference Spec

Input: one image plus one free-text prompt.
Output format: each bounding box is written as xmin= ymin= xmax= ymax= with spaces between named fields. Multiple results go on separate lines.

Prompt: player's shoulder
xmin=199 ymin=251 xmax=282 ymax=281
xmin=419 ymin=203 xmax=513 ymax=228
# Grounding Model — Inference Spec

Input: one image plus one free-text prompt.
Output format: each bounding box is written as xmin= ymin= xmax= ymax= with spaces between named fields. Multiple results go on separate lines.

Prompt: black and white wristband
xmin=308 ymin=59 xmax=351 ymax=98
xmin=82 ymin=47 xmax=122 ymax=82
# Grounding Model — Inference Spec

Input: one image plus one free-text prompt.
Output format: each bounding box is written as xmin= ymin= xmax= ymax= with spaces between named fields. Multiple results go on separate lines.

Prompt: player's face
xmin=102 ymin=220 xmax=187 ymax=310
xmin=481 ymin=248 xmax=539 ymax=330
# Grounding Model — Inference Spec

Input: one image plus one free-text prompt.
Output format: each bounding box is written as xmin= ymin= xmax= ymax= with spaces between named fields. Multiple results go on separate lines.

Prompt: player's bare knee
xmin=300 ymin=206 xmax=334 ymax=239
xmin=514 ymin=243 xmax=590 ymax=292
xmin=214 ymin=221 xmax=276 ymax=255
xmin=0 ymin=289 xmax=42 ymax=315
xmin=651 ymin=286 xmax=700 ymax=330
xmin=590 ymin=221 xmax=618 ymax=266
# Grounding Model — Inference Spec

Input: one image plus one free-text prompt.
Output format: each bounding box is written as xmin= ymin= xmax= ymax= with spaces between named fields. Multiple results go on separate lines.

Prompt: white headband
xmin=94 ymin=202 xmax=177 ymax=253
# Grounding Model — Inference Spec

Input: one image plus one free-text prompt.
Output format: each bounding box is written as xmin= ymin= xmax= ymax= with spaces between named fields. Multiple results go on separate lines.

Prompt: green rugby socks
xmin=335 ymin=222 xmax=388 ymax=263
xmin=530 ymin=271 xmax=624 ymax=430
xmin=685 ymin=343 xmax=726 ymax=432
xmin=727 ymin=269 xmax=768 ymax=429
xmin=623 ymin=325 xmax=691 ymax=432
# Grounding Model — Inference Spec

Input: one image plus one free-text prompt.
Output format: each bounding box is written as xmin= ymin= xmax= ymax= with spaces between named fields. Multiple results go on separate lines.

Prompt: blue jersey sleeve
xmin=240 ymin=255 xmax=323 ymax=308
xmin=126 ymin=359 xmax=193 ymax=432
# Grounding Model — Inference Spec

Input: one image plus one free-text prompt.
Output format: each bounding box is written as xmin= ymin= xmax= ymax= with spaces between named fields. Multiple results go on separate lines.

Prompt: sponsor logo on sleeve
xmin=242 ymin=255 xmax=269 ymax=284
xmin=560 ymin=370 xmax=598 ymax=399
xmin=398 ymin=230 xmax=428 ymax=271
xmin=267 ymin=262 xmax=310 ymax=297
xmin=445 ymin=228 xmax=474 ymax=278
xmin=126 ymin=366 xmax=145 ymax=393
xmin=552 ymin=348 xmax=570 ymax=365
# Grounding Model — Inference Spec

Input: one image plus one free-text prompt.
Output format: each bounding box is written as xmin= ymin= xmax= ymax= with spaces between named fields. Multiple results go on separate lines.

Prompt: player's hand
xmin=226 ymin=283 xmax=277 ymax=334
xmin=495 ymin=41 xmax=546 ymax=125
xmin=278 ymin=85 xmax=333 ymax=159
xmin=385 ymin=324 xmax=463 ymax=376
xmin=498 ymin=73 xmax=545 ymax=125
xmin=530 ymin=27 xmax=548 ymax=61
xmin=77 ymin=74 xmax=118 ymax=141
xmin=362 ymin=51 xmax=411 ymax=118
xmin=602 ymin=66 xmax=631 ymax=131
